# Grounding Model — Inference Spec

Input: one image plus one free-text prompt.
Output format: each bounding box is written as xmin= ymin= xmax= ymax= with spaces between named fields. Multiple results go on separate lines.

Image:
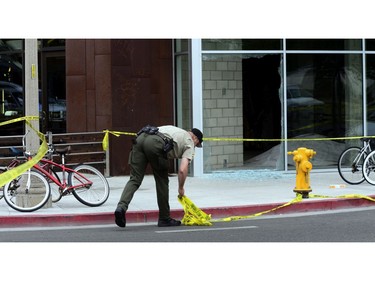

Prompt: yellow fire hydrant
xmin=288 ymin=147 xmax=316 ymax=198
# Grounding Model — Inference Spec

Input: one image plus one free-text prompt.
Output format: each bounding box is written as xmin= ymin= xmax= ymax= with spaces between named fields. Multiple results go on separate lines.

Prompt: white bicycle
xmin=362 ymin=149 xmax=375 ymax=185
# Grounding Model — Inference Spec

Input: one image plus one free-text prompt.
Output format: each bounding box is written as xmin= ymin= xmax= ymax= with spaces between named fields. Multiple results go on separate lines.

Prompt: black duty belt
xmin=137 ymin=125 xmax=174 ymax=153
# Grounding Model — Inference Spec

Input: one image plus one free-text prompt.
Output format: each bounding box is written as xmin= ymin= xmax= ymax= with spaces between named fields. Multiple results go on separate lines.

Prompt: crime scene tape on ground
xmin=212 ymin=194 xmax=303 ymax=223
xmin=310 ymin=193 xmax=375 ymax=202
xmin=178 ymin=193 xmax=375 ymax=226
xmin=178 ymin=194 xmax=303 ymax=226
xmin=178 ymin=195 xmax=213 ymax=226
xmin=0 ymin=116 xmax=48 ymax=187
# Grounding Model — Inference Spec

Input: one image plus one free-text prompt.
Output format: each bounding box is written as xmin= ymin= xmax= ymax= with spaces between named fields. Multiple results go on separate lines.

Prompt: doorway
xmin=242 ymin=54 xmax=282 ymax=167
xmin=40 ymin=53 xmax=66 ymax=133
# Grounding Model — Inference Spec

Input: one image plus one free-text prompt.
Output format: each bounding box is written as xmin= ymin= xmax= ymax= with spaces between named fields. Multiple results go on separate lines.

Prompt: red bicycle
xmin=0 ymin=155 xmax=24 ymax=200
xmin=2 ymin=134 xmax=110 ymax=212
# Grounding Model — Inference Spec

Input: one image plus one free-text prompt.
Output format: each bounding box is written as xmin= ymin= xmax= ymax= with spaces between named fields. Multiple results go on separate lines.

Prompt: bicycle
xmin=337 ymin=138 xmax=374 ymax=185
xmin=0 ymin=155 xmax=24 ymax=200
xmin=0 ymin=144 xmax=60 ymax=204
xmin=2 ymin=134 xmax=110 ymax=212
xmin=362 ymin=148 xmax=375 ymax=185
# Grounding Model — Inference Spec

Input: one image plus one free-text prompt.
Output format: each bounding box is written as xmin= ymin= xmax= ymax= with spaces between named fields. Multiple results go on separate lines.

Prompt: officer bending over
xmin=114 ymin=125 xmax=203 ymax=228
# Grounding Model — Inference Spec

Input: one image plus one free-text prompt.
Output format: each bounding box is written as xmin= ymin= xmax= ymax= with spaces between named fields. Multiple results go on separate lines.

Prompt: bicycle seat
xmin=361 ymin=137 xmax=371 ymax=142
xmin=54 ymin=146 xmax=71 ymax=156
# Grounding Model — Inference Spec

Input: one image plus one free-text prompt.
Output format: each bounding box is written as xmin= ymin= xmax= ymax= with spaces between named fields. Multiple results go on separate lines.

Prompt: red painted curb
xmin=0 ymin=195 xmax=374 ymax=228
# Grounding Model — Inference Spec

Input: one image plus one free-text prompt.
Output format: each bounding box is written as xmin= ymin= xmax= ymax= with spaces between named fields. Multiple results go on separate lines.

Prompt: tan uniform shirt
xmin=158 ymin=125 xmax=195 ymax=160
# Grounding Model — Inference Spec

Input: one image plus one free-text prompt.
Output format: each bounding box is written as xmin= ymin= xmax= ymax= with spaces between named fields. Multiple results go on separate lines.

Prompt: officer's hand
xmin=178 ymin=187 xmax=185 ymax=197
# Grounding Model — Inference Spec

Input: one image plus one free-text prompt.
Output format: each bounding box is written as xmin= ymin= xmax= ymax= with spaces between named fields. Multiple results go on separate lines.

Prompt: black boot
xmin=114 ymin=207 xmax=126 ymax=228
xmin=158 ymin=218 xmax=181 ymax=227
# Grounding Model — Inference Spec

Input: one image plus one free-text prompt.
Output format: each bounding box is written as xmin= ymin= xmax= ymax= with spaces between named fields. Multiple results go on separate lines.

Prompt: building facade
xmin=1 ymin=39 xmax=375 ymax=176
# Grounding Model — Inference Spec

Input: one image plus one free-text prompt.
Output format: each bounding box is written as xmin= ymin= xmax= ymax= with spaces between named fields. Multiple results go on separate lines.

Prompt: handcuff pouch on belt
xmin=137 ymin=125 xmax=174 ymax=153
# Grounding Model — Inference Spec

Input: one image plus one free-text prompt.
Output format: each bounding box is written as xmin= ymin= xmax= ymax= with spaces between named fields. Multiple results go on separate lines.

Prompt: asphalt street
xmin=1 ymin=206 xmax=375 ymax=242
xmin=1 ymin=206 xmax=373 ymax=281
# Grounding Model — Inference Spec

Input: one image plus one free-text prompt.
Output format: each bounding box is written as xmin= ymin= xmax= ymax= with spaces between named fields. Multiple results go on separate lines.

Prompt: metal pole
xmin=191 ymin=39 xmax=203 ymax=176
xmin=24 ymin=39 xmax=40 ymax=154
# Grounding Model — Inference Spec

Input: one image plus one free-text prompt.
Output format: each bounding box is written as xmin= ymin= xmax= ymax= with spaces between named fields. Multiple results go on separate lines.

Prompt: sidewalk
xmin=1 ymin=170 xmax=375 ymax=227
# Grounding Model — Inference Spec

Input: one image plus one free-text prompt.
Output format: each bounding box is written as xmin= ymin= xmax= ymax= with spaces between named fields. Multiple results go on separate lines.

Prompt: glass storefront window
xmin=0 ymin=53 xmax=23 ymax=86
xmin=202 ymin=39 xmax=282 ymax=50
xmin=175 ymin=54 xmax=191 ymax=129
xmin=175 ymin=39 xmax=370 ymax=173
xmin=0 ymin=39 xmax=24 ymax=135
xmin=175 ymin=39 xmax=189 ymax=53
xmin=201 ymin=53 xmax=284 ymax=172
xmin=0 ymin=39 xmax=23 ymax=52
xmin=366 ymin=54 xmax=375 ymax=135
xmin=42 ymin=55 xmax=66 ymax=133
xmin=175 ymin=52 xmax=193 ymax=175
xmin=365 ymin=39 xmax=375 ymax=51
xmin=41 ymin=39 xmax=65 ymax=49
xmin=0 ymin=39 xmax=66 ymax=135
xmin=286 ymin=39 xmax=362 ymax=50
xmin=286 ymin=53 xmax=363 ymax=169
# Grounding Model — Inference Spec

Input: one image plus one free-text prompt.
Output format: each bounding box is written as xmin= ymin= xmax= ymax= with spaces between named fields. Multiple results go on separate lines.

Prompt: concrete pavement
xmin=1 ymin=169 xmax=375 ymax=227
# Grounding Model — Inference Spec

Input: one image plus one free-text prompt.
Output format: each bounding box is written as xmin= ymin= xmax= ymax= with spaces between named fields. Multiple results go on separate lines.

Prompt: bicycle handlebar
xmin=21 ymin=130 xmax=55 ymax=158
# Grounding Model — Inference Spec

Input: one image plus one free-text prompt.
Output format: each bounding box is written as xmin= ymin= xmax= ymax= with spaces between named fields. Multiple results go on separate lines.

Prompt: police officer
xmin=114 ymin=125 xmax=203 ymax=228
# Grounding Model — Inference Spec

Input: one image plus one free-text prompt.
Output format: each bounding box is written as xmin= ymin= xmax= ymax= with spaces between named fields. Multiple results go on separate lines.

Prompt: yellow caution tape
xmin=178 ymin=196 xmax=212 ymax=226
xmin=178 ymin=192 xmax=375 ymax=226
xmin=102 ymin=129 xmax=137 ymax=151
xmin=310 ymin=193 xmax=375 ymax=202
xmin=0 ymin=116 xmax=39 ymax=127
xmin=0 ymin=116 xmax=48 ymax=187
xmin=101 ymin=129 xmax=374 ymax=151
xmin=203 ymin=135 xmax=372 ymax=142
xmin=212 ymin=194 xmax=303 ymax=223
xmin=178 ymin=194 xmax=303 ymax=226
xmin=99 ymin=129 xmax=375 ymax=224
xmin=102 ymin=130 xmax=110 ymax=151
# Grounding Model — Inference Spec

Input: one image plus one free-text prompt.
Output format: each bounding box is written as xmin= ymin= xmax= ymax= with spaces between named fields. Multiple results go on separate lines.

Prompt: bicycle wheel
xmin=69 ymin=164 xmax=110 ymax=207
xmin=363 ymin=150 xmax=375 ymax=185
xmin=3 ymin=170 xmax=51 ymax=212
xmin=337 ymin=146 xmax=366 ymax=184
xmin=0 ymin=168 xmax=6 ymax=200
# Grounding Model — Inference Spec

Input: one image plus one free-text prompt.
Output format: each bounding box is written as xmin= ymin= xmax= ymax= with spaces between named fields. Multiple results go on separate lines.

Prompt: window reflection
xmin=43 ymin=56 xmax=66 ymax=133
xmin=202 ymin=54 xmax=284 ymax=171
xmin=0 ymin=54 xmax=23 ymax=85
xmin=0 ymin=39 xmax=66 ymax=135
xmin=366 ymin=55 xmax=375 ymax=135
xmin=286 ymin=39 xmax=362 ymax=50
xmin=41 ymin=39 xmax=65 ymax=49
xmin=0 ymin=39 xmax=23 ymax=51
xmin=175 ymin=54 xmax=191 ymax=128
xmin=202 ymin=39 xmax=282 ymax=50
xmin=175 ymin=39 xmax=189 ymax=53
xmin=0 ymin=40 xmax=24 ymax=135
xmin=365 ymin=40 xmax=375 ymax=51
xmin=287 ymin=54 xmax=363 ymax=168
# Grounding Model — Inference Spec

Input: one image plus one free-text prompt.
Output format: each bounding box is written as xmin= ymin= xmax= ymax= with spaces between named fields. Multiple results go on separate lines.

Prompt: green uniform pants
xmin=117 ymin=133 xmax=170 ymax=220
